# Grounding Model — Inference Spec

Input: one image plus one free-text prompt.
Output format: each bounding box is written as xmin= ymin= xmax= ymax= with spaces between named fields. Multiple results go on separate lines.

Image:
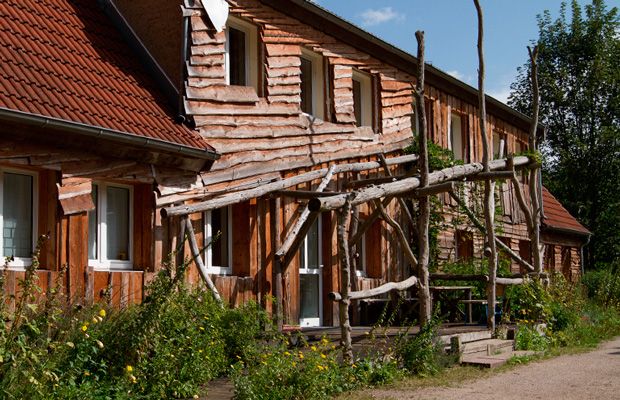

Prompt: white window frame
xmin=353 ymin=218 xmax=367 ymax=278
xmin=225 ymin=16 xmax=258 ymax=91
xmin=299 ymin=218 xmax=323 ymax=327
xmin=300 ymin=48 xmax=325 ymax=120
xmin=89 ymin=182 xmax=133 ymax=271
xmin=493 ymin=131 xmax=506 ymax=159
xmin=204 ymin=206 xmax=233 ymax=275
xmin=352 ymin=69 xmax=373 ymax=127
xmin=0 ymin=168 xmax=38 ymax=269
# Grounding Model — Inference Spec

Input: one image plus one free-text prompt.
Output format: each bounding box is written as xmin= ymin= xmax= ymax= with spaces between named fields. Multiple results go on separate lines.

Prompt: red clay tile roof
xmin=542 ymin=186 xmax=590 ymax=235
xmin=0 ymin=0 xmax=212 ymax=151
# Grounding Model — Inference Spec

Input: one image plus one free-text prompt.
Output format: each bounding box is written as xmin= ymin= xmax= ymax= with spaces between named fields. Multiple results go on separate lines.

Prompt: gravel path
xmin=369 ymin=336 xmax=620 ymax=400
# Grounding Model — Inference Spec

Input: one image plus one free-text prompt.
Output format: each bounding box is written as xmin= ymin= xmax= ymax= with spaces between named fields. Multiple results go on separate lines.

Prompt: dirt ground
xmin=368 ymin=336 xmax=620 ymax=400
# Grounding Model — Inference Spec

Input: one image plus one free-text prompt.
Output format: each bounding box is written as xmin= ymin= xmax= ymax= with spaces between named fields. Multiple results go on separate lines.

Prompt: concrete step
xmin=462 ymin=339 xmax=514 ymax=356
xmin=437 ymin=329 xmax=492 ymax=346
xmin=461 ymin=353 xmax=510 ymax=368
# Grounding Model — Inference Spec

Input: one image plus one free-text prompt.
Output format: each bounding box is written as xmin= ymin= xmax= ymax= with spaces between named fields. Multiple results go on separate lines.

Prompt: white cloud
xmin=359 ymin=7 xmax=403 ymax=26
xmin=488 ymin=87 xmax=511 ymax=104
xmin=447 ymin=70 xmax=474 ymax=85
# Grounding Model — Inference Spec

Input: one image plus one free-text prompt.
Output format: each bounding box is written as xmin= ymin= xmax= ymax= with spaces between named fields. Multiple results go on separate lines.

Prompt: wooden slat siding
xmin=93 ymin=271 xmax=109 ymax=303
xmin=64 ymin=213 xmax=88 ymax=304
xmin=232 ymin=201 xmax=252 ymax=276
xmin=249 ymin=199 xmax=259 ymax=282
xmin=133 ymin=184 xmax=154 ymax=272
xmin=38 ymin=169 xmax=58 ymax=270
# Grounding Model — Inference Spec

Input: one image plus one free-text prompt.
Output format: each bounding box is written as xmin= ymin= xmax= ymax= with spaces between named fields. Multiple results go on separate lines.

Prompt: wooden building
xmin=0 ymin=0 xmax=589 ymax=326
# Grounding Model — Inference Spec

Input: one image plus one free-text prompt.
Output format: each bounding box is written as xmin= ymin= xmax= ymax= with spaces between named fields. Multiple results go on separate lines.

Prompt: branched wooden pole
xmin=474 ymin=0 xmax=498 ymax=331
xmin=449 ymin=190 xmax=535 ymax=271
xmin=527 ymin=45 xmax=543 ymax=274
xmin=413 ymin=30 xmax=432 ymax=325
xmin=337 ymin=195 xmax=354 ymax=364
xmin=374 ymin=200 xmax=418 ymax=268
xmin=184 ymin=215 xmax=224 ymax=306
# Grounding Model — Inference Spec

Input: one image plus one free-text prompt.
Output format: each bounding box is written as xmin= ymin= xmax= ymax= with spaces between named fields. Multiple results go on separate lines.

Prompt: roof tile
xmin=0 ymin=0 xmax=212 ymax=151
xmin=542 ymin=187 xmax=590 ymax=235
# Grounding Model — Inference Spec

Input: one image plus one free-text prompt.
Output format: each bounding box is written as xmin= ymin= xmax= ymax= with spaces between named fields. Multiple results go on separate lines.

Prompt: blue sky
xmin=310 ymin=0 xmax=596 ymax=103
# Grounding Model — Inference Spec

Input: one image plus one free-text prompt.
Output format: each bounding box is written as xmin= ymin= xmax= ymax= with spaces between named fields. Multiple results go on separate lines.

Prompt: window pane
xmin=3 ymin=173 xmax=33 ymax=258
xmin=229 ymin=27 xmax=246 ymax=86
xmin=88 ymin=184 xmax=98 ymax=260
xmin=307 ymin=219 xmax=320 ymax=269
xmin=300 ymin=57 xmax=313 ymax=115
xmin=106 ymin=186 xmax=129 ymax=261
xmin=353 ymin=79 xmax=362 ymax=127
xmin=211 ymin=208 xmax=229 ymax=268
xmin=300 ymin=274 xmax=320 ymax=319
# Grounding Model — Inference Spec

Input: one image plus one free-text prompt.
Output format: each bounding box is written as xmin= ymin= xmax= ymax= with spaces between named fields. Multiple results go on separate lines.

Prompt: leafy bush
xmin=581 ymin=265 xmax=620 ymax=310
xmin=514 ymin=324 xmax=550 ymax=351
xmin=397 ymin=317 xmax=450 ymax=377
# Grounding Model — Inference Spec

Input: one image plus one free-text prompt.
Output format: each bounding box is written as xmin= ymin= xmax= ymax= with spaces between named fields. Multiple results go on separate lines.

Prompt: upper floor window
xmin=455 ymin=230 xmax=474 ymax=262
xmin=493 ymin=131 xmax=507 ymax=159
xmin=0 ymin=169 xmax=37 ymax=267
xmin=300 ymin=49 xmax=325 ymax=119
xmin=204 ymin=207 xmax=232 ymax=275
xmin=225 ymin=17 xmax=258 ymax=90
xmin=352 ymin=69 xmax=373 ymax=127
xmin=88 ymin=183 xmax=132 ymax=270
xmin=449 ymin=112 xmax=466 ymax=161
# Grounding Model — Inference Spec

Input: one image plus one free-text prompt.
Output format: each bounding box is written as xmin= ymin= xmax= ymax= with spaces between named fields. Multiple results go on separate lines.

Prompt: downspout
xmin=580 ymin=234 xmax=591 ymax=276
xmin=179 ymin=7 xmax=191 ymax=124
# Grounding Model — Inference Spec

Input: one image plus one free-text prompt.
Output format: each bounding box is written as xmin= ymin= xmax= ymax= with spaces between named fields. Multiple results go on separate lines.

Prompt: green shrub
xmin=582 ymin=265 xmax=620 ymax=309
xmin=397 ymin=317 xmax=448 ymax=377
xmin=514 ymin=324 xmax=550 ymax=351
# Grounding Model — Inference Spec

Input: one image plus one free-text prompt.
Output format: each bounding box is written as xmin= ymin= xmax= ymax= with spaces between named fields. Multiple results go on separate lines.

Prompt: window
xmin=449 ymin=112 xmax=466 ymax=161
xmin=518 ymin=240 xmax=532 ymax=273
xmin=225 ymin=17 xmax=258 ymax=91
xmin=455 ymin=230 xmax=474 ymax=262
xmin=88 ymin=183 xmax=132 ymax=270
xmin=0 ymin=169 xmax=37 ymax=267
xmin=493 ymin=131 xmax=506 ymax=159
xmin=300 ymin=218 xmax=322 ymax=327
xmin=352 ymin=69 xmax=373 ymax=127
xmin=300 ymin=49 xmax=325 ymax=119
xmin=352 ymin=218 xmax=367 ymax=277
xmin=204 ymin=207 xmax=232 ymax=274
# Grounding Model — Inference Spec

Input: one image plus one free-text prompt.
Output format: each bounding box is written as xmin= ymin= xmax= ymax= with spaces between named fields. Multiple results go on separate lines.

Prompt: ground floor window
xmin=0 ymin=168 xmax=37 ymax=267
xmin=204 ymin=206 xmax=232 ymax=275
xmin=88 ymin=183 xmax=132 ymax=270
xmin=300 ymin=218 xmax=322 ymax=327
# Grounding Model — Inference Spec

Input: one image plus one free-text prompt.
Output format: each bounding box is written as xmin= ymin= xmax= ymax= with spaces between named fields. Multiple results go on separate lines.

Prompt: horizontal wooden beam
xmin=346 ymin=175 xmax=408 ymax=189
xmin=329 ymin=275 xmax=418 ymax=302
xmin=466 ymin=171 xmax=515 ymax=181
xmin=430 ymin=273 xmax=489 ymax=282
xmin=273 ymin=189 xmax=347 ymax=199
xmin=162 ymin=153 xmax=419 ymax=217
xmin=496 ymin=277 xmax=524 ymax=285
xmin=408 ymin=182 xmax=456 ymax=198
xmin=309 ymin=156 xmax=532 ymax=212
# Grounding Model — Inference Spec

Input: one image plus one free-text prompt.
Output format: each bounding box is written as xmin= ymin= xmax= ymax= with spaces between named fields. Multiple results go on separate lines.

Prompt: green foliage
xmin=405 ymin=140 xmax=463 ymax=171
xmin=397 ymin=317 xmax=450 ymax=377
xmin=581 ymin=264 xmax=620 ymax=309
xmin=509 ymin=0 xmax=620 ymax=266
xmin=514 ymin=324 xmax=551 ymax=351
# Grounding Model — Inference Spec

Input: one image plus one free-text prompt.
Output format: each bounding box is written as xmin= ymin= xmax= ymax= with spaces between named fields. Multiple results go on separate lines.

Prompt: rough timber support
xmin=337 ymin=195 xmax=354 ymax=364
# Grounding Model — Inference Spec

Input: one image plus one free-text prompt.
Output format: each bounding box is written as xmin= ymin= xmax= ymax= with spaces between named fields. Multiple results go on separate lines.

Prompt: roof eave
xmin=0 ymin=107 xmax=220 ymax=171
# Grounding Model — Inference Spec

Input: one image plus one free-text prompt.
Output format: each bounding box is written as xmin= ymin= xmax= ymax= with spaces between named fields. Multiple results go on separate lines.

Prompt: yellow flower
xmin=298 ymin=353 xmax=304 ymax=359
xmin=199 ymin=326 xmax=205 ymax=331
xmin=83 ymin=371 xmax=90 ymax=376
xmin=284 ymin=351 xmax=291 ymax=356
xmin=310 ymin=346 xmax=317 ymax=352
xmin=98 ymin=309 xmax=106 ymax=318
xmin=320 ymin=354 xmax=327 ymax=359
xmin=81 ymin=325 xmax=88 ymax=332
xmin=292 ymin=361 xmax=297 ymax=367
xmin=317 ymin=365 xmax=324 ymax=371
xmin=321 ymin=338 xmax=329 ymax=345
xmin=92 ymin=317 xmax=98 ymax=324
xmin=126 ymin=365 xmax=133 ymax=373
xmin=130 ymin=374 xmax=137 ymax=384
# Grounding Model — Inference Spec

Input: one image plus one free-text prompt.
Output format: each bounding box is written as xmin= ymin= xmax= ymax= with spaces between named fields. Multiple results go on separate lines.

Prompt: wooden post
xmin=183 ymin=215 xmax=223 ymax=305
xmin=337 ymin=195 xmax=354 ymax=364
xmin=413 ymin=30 xmax=432 ymax=325
xmin=272 ymin=197 xmax=284 ymax=330
xmin=474 ymin=0 xmax=498 ymax=331
xmin=527 ymin=45 xmax=543 ymax=275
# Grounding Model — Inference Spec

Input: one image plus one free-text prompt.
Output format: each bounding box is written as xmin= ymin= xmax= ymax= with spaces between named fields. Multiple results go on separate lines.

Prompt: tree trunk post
xmin=474 ymin=0 xmax=498 ymax=331
xmin=337 ymin=195 xmax=354 ymax=364
xmin=413 ymin=30 xmax=432 ymax=326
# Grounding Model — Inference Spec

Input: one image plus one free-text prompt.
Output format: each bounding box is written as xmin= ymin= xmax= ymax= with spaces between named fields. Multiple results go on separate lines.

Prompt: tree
xmin=509 ymin=0 xmax=620 ymax=267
